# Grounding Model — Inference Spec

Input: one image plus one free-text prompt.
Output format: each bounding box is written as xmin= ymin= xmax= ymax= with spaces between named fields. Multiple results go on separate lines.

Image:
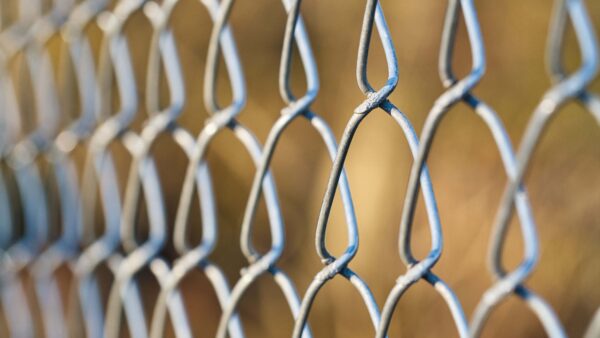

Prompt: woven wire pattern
xmin=0 ymin=0 xmax=599 ymax=337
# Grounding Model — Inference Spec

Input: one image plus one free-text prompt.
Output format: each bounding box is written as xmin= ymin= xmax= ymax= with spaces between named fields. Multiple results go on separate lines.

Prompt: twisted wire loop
xmin=192 ymin=0 xmax=323 ymax=336
xmin=146 ymin=0 xmax=248 ymax=336
xmin=100 ymin=0 xmax=190 ymax=337
xmin=0 ymin=6 xmax=45 ymax=337
xmin=211 ymin=0 xmax=377 ymax=337
xmin=69 ymin=1 xmax=146 ymax=337
xmin=534 ymin=1 xmax=600 ymax=337
xmin=0 ymin=2 xmax=45 ymax=337
xmin=30 ymin=2 xmax=110 ymax=338
xmin=288 ymin=0 xmax=411 ymax=336
xmin=471 ymin=0 xmax=599 ymax=336
xmin=146 ymin=0 xmax=276 ymax=336
xmin=379 ymin=0 xmax=565 ymax=336
xmin=546 ymin=0 xmax=600 ymax=129
xmin=372 ymin=1 xmax=482 ymax=337
xmin=0 ymin=1 xmax=75 ymax=337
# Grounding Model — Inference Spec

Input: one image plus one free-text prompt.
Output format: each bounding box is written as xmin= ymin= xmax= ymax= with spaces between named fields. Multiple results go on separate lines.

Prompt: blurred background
xmin=1 ymin=0 xmax=599 ymax=337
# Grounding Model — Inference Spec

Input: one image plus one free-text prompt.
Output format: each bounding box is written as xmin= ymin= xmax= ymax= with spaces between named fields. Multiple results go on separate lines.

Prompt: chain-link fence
xmin=0 ymin=0 xmax=599 ymax=337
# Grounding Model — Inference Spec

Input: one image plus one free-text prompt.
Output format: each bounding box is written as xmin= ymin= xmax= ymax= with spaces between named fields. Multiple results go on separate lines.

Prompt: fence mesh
xmin=0 ymin=0 xmax=599 ymax=337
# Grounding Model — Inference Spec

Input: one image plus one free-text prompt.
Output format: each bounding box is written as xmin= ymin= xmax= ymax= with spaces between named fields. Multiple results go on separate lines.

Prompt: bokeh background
xmin=2 ymin=0 xmax=600 ymax=337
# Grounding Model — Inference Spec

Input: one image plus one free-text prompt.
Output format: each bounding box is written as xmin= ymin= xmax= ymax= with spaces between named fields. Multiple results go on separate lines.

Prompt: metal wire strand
xmin=101 ymin=1 xmax=187 ymax=337
xmin=0 ymin=1 xmax=75 ymax=337
xmin=208 ymin=0 xmax=324 ymax=336
xmin=473 ymin=1 xmax=598 ymax=337
xmin=291 ymin=0 xmax=406 ymax=337
xmin=29 ymin=2 xmax=110 ymax=338
xmin=147 ymin=0 xmax=291 ymax=337
xmin=69 ymin=1 xmax=147 ymax=337
xmin=147 ymin=1 xmax=248 ymax=338
xmin=376 ymin=0 xmax=486 ymax=336
xmin=211 ymin=0 xmax=381 ymax=337
xmin=0 ymin=3 xmax=41 ymax=337
xmin=472 ymin=0 xmax=599 ymax=336
xmin=291 ymin=1 xmax=461 ymax=337
xmin=380 ymin=0 xmax=566 ymax=336
xmin=0 ymin=2 xmax=44 ymax=336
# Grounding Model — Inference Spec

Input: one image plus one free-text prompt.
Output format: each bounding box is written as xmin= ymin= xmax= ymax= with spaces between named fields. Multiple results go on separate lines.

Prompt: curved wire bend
xmin=29 ymin=2 xmax=110 ymax=338
xmin=148 ymin=1 xmax=249 ymax=337
xmin=375 ymin=1 xmax=483 ymax=336
xmin=101 ymin=0 xmax=196 ymax=337
xmin=70 ymin=1 xmax=146 ymax=337
xmin=212 ymin=0 xmax=383 ymax=337
xmin=0 ymin=3 xmax=44 ymax=336
xmin=108 ymin=1 xmax=241 ymax=337
xmin=0 ymin=2 xmax=75 ymax=337
xmin=473 ymin=0 xmax=600 ymax=337
xmin=471 ymin=0 xmax=599 ymax=336
xmin=289 ymin=0 xmax=425 ymax=337
xmin=146 ymin=0 xmax=297 ymax=337
xmin=380 ymin=0 xmax=568 ymax=336
xmin=209 ymin=0 xmax=324 ymax=336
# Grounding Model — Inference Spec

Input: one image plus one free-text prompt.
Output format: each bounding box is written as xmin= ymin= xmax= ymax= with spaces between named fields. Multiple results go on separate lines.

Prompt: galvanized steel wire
xmin=0 ymin=0 xmax=598 ymax=337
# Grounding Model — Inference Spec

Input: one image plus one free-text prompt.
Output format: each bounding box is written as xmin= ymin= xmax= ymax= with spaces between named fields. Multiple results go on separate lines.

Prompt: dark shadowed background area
xmin=2 ymin=0 xmax=600 ymax=337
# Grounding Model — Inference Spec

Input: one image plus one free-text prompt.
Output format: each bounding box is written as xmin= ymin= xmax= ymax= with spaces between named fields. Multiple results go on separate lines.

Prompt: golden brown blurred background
xmin=2 ymin=0 xmax=600 ymax=337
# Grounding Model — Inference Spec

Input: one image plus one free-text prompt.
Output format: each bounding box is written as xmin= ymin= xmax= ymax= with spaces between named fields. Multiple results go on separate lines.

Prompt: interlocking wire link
xmin=0 ymin=2 xmax=45 ymax=337
xmin=205 ymin=0 xmax=328 ymax=336
xmin=71 ymin=1 xmax=143 ymax=337
xmin=0 ymin=2 xmax=75 ymax=337
xmin=378 ymin=0 xmax=569 ymax=336
xmin=29 ymin=2 xmax=108 ymax=338
xmin=472 ymin=0 xmax=598 ymax=336
xmin=0 ymin=3 xmax=41 ymax=336
xmin=0 ymin=0 xmax=598 ymax=337
xmin=290 ymin=1 xmax=424 ymax=337
xmin=147 ymin=0 xmax=252 ymax=336
xmin=288 ymin=0 xmax=468 ymax=336
xmin=101 ymin=0 xmax=190 ymax=336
